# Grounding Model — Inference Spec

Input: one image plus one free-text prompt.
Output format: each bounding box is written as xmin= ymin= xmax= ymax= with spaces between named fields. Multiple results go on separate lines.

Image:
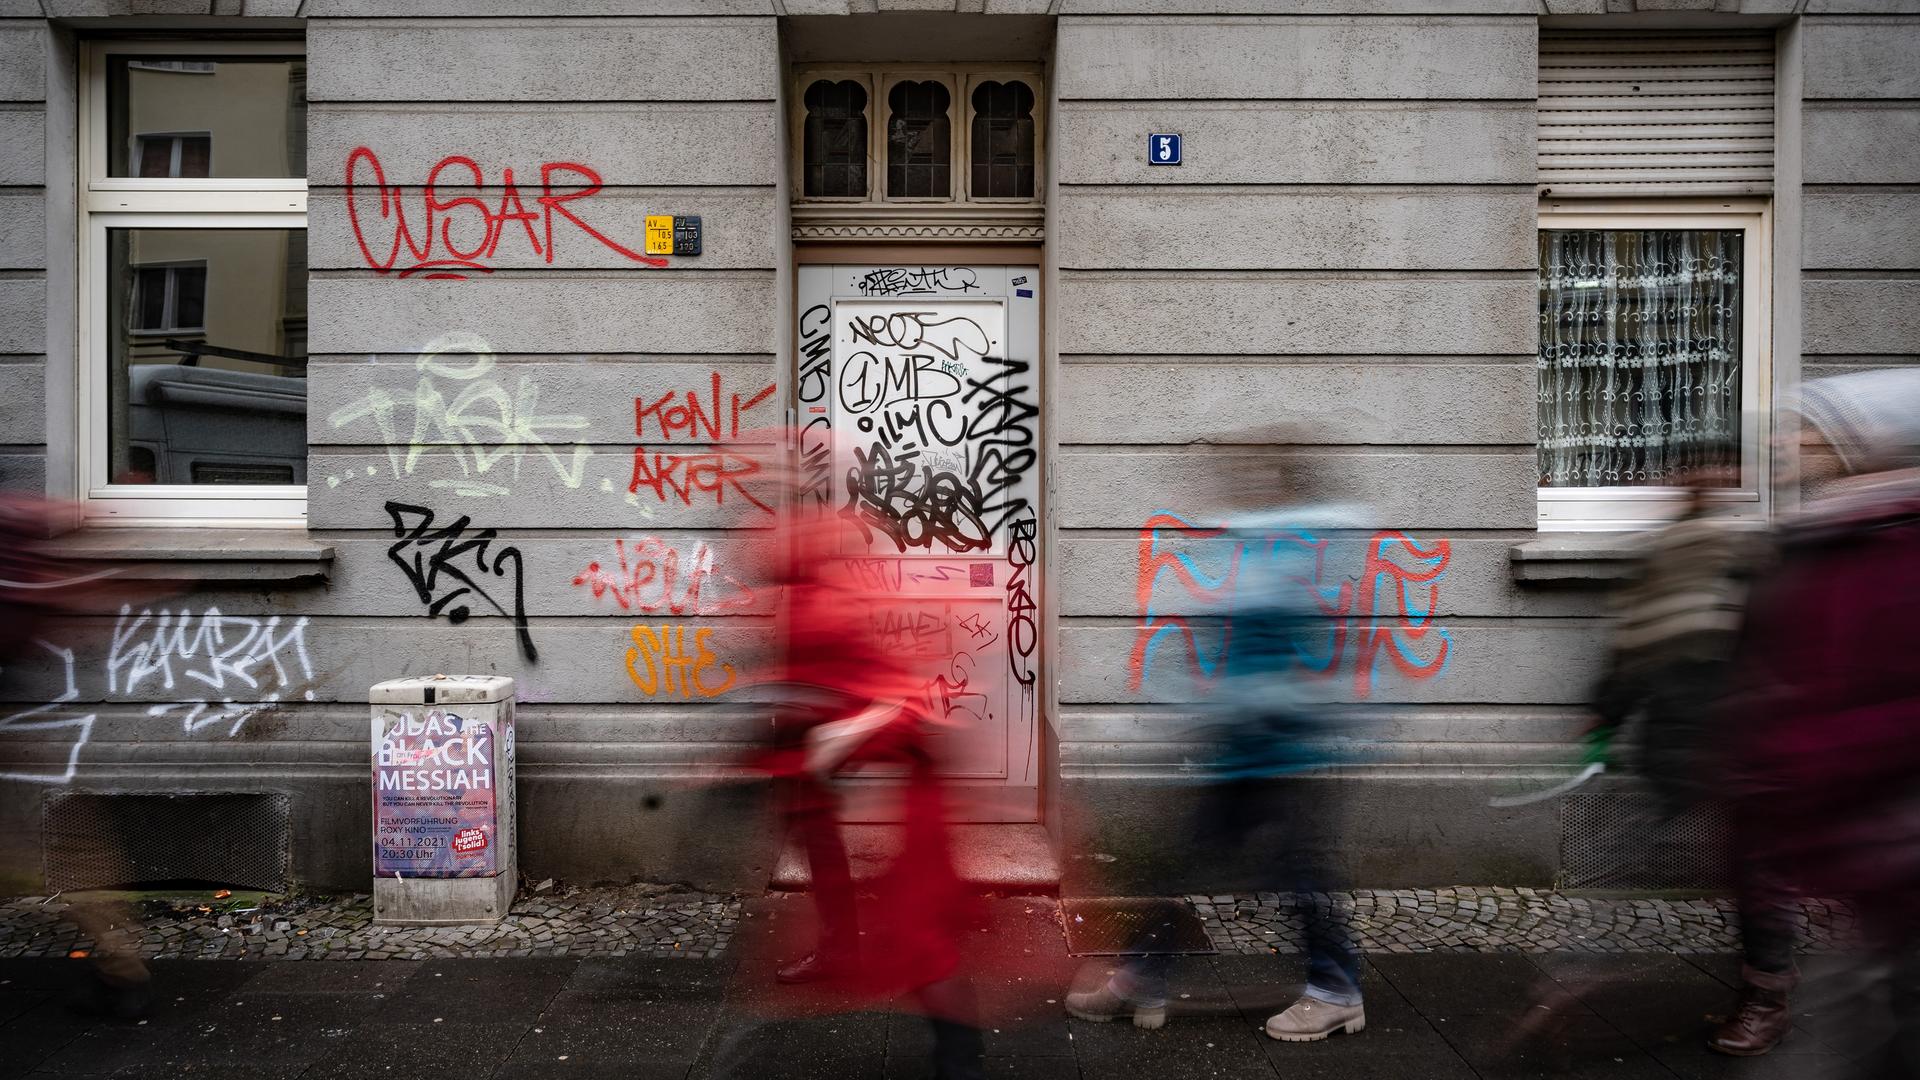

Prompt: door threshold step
xmin=770 ymin=823 xmax=1059 ymax=894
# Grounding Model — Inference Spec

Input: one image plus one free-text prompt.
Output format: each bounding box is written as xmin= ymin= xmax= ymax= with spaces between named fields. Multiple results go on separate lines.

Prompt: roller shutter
xmin=1539 ymin=31 xmax=1775 ymax=196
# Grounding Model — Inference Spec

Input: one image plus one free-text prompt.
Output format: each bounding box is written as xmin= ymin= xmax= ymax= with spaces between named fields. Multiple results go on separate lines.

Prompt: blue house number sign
xmin=1148 ymin=133 xmax=1182 ymax=166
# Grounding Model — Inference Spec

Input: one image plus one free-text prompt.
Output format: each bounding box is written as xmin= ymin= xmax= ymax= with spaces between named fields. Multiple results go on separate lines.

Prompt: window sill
xmin=54 ymin=527 xmax=334 ymax=586
xmin=1509 ymin=534 xmax=1640 ymax=584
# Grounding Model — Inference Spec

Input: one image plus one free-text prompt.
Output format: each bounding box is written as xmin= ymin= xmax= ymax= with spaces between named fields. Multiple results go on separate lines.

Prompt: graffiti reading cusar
xmin=345 ymin=146 xmax=668 ymax=280
xmin=385 ymin=502 xmax=538 ymax=663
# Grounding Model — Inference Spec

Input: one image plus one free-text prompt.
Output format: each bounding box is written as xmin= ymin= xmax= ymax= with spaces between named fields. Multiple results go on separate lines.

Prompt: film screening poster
xmin=373 ymin=708 xmax=499 ymax=878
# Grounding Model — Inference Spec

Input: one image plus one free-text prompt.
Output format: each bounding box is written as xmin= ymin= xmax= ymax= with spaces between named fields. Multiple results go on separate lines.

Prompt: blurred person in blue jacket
xmin=1068 ymin=444 xmax=1367 ymax=1043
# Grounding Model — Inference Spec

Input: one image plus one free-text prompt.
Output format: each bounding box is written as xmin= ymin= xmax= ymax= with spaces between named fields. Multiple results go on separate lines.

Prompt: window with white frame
xmin=1536 ymin=203 xmax=1770 ymax=531
xmin=81 ymin=41 xmax=307 ymax=522
xmin=793 ymin=68 xmax=1043 ymax=204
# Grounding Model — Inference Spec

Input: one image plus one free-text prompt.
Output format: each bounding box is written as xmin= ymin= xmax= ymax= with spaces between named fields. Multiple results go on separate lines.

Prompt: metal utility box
xmin=370 ymin=675 xmax=517 ymax=926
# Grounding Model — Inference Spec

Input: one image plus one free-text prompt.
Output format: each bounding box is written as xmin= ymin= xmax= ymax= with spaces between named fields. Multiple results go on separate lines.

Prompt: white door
xmin=795 ymin=264 xmax=1041 ymax=822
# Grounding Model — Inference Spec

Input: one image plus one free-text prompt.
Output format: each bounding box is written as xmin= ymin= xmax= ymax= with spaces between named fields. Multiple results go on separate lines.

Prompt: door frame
xmin=790 ymin=243 xmax=1048 ymax=823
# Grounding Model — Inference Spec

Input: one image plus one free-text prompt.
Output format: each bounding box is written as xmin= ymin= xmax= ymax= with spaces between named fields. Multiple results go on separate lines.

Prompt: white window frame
xmin=77 ymin=39 xmax=306 ymax=526
xmin=1536 ymin=200 xmax=1772 ymax=532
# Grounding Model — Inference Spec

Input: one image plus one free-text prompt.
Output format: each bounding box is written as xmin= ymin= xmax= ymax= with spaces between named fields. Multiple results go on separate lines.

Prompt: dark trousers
xmin=1118 ymin=775 xmax=1361 ymax=1007
xmin=788 ymin=785 xmax=859 ymax=956
xmin=1729 ymin=804 xmax=1799 ymax=987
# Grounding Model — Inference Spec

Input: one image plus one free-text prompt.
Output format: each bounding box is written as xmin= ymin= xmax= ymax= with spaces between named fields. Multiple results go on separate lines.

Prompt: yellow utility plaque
xmin=644 ymin=215 xmax=674 ymax=256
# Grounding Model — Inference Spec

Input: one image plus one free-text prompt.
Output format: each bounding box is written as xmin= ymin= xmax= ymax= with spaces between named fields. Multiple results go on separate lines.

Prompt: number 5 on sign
xmin=1148 ymin=133 xmax=1182 ymax=166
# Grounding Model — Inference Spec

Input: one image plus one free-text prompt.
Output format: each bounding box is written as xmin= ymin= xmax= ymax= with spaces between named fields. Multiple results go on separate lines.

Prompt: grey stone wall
xmin=296 ymin=5 xmax=784 ymax=890
xmin=0 ymin=6 xmax=786 ymax=894
xmin=1800 ymin=9 xmax=1920 ymax=496
xmin=1048 ymin=6 xmax=1575 ymax=890
xmin=0 ymin=16 xmax=45 ymax=497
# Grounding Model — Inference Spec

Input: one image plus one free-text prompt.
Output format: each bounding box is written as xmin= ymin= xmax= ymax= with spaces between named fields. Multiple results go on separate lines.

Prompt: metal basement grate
xmin=1061 ymin=898 xmax=1216 ymax=957
xmin=1558 ymin=791 xmax=1731 ymax=891
xmin=44 ymin=791 xmax=291 ymax=893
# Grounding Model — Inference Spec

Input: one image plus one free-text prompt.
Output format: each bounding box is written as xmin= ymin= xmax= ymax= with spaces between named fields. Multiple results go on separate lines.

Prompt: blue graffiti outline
xmin=1135 ymin=520 xmax=1456 ymax=693
xmin=1135 ymin=511 xmax=1239 ymax=681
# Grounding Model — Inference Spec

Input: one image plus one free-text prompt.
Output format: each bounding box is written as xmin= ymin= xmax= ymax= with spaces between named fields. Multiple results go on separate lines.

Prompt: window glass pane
xmin=136 ymin=137 xmax=173 ymax=178
xmin=178 ymin=135 xmax=212 ymax=178
xmin=107 ymin=228 xmax=308 ymax=486
xmin=970 ymin=80 xmax=1035 ymax=199
xmin=803 ymin=79 xmax=868 ymax=198
xmin=887 ymin=80 xmax=951 ymax=198
xmin=1538 ymin=229 xmax=1743 ymax=488
xmin=107 ymin=55 xmax=306 ymax=178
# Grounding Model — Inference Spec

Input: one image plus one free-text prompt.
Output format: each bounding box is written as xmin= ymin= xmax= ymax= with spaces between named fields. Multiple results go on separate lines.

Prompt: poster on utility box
xmin=374 ymin=708 xmax=498 ymax=877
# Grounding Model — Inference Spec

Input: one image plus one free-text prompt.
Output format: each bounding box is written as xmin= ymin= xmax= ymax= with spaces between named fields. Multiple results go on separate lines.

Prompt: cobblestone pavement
xmin=0 ymin=885 xmax=1859 ymax=963
xmin=1198 ymin=887 xmax=1858 ymax=955
xmin=0 ymin=884 xmax=740 ymax=962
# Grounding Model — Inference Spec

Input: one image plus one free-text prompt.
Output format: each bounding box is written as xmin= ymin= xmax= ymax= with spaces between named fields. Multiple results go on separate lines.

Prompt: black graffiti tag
xmin=845 ymin=311 xmax=992 ymax=367
xmin=385 ymin=501 xmax=538 ymax=662
xmin=964 ymin=353 xmax=1040 ymax=540
xmin=841 ymin=445 xmax=992 ymax=554
xmin=857 ymin=266 xmax=980 ymax=297
xmin=797 ymin=303 xmax=835 ymax=511
xmin=1006 ymin=513 xmax=1038 ymax=688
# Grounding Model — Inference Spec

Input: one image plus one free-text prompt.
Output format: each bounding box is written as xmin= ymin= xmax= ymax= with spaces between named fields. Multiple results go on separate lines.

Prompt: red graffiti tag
xmin=1127 ymin=513 xmax=1452 ymax=700
xmin=636 ymin=374 xmax=777 ymax=442
xmin=629 ymin=450 xmax=771 ymax=514
xmin=571 ymin=537 xmax=756 ymax=616
xmin=344 ymin=146 xmax=669 ymax=280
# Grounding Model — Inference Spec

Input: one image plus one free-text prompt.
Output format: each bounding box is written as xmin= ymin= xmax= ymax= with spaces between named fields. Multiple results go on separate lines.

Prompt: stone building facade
xmin=0 ymin=0 xmax=1913 ymax=895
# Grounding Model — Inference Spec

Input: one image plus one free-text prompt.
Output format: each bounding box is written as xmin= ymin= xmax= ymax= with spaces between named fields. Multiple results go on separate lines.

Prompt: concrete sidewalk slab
xmin=0 ymin=897 xmax=1884 ymax=1080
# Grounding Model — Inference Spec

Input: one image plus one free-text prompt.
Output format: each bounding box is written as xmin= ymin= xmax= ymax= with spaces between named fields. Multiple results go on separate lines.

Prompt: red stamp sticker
xmin=452 ymin=827 xmax=489 ymax=856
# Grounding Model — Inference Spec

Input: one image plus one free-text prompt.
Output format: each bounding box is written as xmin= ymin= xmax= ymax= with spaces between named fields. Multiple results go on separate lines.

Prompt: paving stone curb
xmin=0 ymin=888 xmax=740 ymax=962
xmin=1193 ymin=887 xmax=1859 ymax=955
xmin=0 ymin=887 xmax=1858 ymax=961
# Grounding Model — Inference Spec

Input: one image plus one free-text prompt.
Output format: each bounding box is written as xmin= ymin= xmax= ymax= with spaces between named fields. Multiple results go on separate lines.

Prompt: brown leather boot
xmin=1707 ymin=985 xmax=1792 ymax=1056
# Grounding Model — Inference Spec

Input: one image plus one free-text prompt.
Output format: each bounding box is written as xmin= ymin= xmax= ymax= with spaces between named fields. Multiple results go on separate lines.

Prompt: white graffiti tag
xmin=108 ymin=606 xmax=317 ymax=737
xmin=0 ymin=641 xmax=96 ymax=785
xmin=326 ymin=332 xmax=591 ymax=497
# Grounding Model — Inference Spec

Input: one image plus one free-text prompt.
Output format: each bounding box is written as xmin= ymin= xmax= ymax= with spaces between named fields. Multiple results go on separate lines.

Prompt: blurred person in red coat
xmin=743 ymin=507 xmax=984 ymax=1080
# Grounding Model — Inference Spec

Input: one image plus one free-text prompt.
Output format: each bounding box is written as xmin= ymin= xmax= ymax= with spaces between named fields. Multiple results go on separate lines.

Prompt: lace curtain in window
xmin=1538 ymin=229 xmax=1743 ymax=488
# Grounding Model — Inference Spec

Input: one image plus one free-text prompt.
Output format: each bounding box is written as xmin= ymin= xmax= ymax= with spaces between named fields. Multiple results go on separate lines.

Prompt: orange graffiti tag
xmin=625 ymin=625 xmax=735 ymax=699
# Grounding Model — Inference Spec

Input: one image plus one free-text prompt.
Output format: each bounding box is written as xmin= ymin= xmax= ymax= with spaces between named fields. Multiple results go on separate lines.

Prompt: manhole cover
xmin=1060 ymin=898 xmax=1215 ymax=957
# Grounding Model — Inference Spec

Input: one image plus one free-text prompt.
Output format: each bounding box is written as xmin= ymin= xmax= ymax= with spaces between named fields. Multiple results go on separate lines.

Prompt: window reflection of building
xmin=108 ymin=228 xmax=308 ymax=487
xmin=133 ymin=133 xmax=210 ymax=178
xmin=111 ymin=56 xmax=304 ymax=178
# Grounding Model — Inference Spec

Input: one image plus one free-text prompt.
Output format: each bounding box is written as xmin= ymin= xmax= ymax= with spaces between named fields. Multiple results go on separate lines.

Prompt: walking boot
xmin=1707 ymin=985 xmax=1792 ymax=1056
xmin=775 ymin=948 xmax=856 ymax=985
xmin=1064 ymin=978 xmax=1167 ymax=1030
xmin=1265 ymin=996 xmax=1366 ymax=1042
